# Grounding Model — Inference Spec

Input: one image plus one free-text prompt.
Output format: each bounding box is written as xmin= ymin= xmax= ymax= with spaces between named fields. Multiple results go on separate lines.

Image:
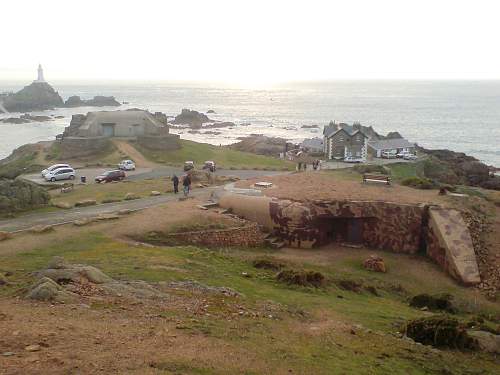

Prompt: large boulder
xmin=363 ymin=255 xmax=386 ymax=273
xmin=171 ymin=109 xmax=211 ymax=128
xmin=1 ymin=82 xmax=64 ymax=112
xmin=467 ymin=331 xmax=500 ymax=354
xmin=0 ymin=179 xmax=50 ymax=215
xmin=409 ymin=293 xmax=457 ymax=313
xmin=37 ymin=257 xmax=114 ymax=284
xmin=26 ymin=277 xmax=78 ymax=303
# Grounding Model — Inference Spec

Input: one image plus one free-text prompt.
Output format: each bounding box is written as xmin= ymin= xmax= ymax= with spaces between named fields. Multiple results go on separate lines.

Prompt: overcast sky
xmin=1 ymin=0 xmax=499 ymax=83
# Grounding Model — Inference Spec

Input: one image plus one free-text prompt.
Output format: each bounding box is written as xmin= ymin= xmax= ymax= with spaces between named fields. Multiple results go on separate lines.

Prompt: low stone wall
xmin=136 ymin=134 xmax=180 ymax=151
xmin=58 ymin=137 xmax=112 ymax=159
xmin=161 ymin=223 xmax=265 ymax=248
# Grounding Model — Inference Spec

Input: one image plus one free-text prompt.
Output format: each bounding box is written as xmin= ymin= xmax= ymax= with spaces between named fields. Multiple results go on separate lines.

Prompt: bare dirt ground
xmin=235 ymin=171 xmax=449 ymax=205
xmin=112 ymin=139 xmax=158 ymax=168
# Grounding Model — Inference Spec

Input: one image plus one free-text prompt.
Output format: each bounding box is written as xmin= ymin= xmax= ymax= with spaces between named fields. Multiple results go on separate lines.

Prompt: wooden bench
xmin=363 ymin=173 xmax=391 ymax=185
xmin=60 ymin=183 xmax=74 ymax=193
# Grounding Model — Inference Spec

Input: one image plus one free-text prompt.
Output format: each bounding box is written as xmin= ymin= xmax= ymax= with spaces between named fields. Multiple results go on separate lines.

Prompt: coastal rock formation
xmin=172 ymin=109 xmax=212 ymax=128
xmin=1 ymin=113 xmax=53 ymax=124
xmin=0 ymin=179 xmax=50 ymax=215
xmin=0 ymin=82 xmax=64 ymax=112
xmin=64 ymin=95 xmax=120 ymax=107
xmin=204 ymin=121 xmax=235 ymax=129
xmin=231 ymin=135 xmax=287 ymax=157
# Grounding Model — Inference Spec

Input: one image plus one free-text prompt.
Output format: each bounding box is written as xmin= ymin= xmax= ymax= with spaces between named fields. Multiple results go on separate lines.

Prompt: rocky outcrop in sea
xmin=0 ymin=82 xmax=64 ymax=112
xmin=64 ymin=95 xmax=120 ymax=107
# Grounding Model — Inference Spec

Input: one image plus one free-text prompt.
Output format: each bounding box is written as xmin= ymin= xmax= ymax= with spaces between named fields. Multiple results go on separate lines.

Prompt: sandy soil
xmin=236 ymin=171 xmax=450 ymax=205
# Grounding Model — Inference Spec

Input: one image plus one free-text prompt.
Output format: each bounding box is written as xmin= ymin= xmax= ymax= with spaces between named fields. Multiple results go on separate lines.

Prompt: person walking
xmin=182 ymin=173 xmax=191 ymax=197
xmin=172 ymin=174 xmax=179 ymax=194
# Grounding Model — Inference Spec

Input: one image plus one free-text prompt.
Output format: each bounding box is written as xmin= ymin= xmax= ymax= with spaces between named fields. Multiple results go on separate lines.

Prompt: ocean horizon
xmin=1 ymin=80 xmax=499 ymax=167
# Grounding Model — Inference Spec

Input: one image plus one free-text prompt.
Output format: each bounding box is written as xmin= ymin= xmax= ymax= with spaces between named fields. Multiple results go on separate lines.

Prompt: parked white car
xmin=118 ymin=160 xmax=136 ymax=171
xmin=44 ymin=167 xmax=76 ymax=182
xmin=344 ymin=156 xmax=363 ymax=163
xmin=404 ymin=153 xmax=417 ymax=160
xmin=381 ymin=151 xmax=397 ymax=159
xmin=41 ymin=164 xmax=71 ymax=177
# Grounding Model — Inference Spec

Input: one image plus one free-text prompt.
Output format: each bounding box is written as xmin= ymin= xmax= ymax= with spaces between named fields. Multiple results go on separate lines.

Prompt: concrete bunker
xmin=219 ymin=194 xmax=480 ymax=285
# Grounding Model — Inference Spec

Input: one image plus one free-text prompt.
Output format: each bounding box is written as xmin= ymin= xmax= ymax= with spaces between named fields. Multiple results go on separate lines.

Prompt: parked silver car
xmin=44 ymin=167 xmax=76 ymax=182
xmin=41 ymin=164 xmax=71 ymax=177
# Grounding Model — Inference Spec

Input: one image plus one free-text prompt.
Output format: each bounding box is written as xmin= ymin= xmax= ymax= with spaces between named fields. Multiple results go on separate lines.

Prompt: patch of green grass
xmin=2 ymin=233 xmax=499 ymax=374
xmin=386 ymin=162 xmax=423 ymax=181
xmin=135 ymin=140 xmax=294 ymax=170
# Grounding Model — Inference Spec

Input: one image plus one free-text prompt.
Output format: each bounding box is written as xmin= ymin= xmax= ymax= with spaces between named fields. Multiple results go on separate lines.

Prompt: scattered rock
xmin=53 ymin=202 xmax=73 ymax=209
xmin=363 ymin=255 xmax=386 ymax=273
xmin=25 ymin=277 xmax=78 ymax=303
xmin=29 ymin=225 xmax=54 ymax=234
xmin=95 ymin=213 xmax=119 ymax=221
xmin=0 ymin=273 xmax=8 ymax=285
xmin=73 ymin=218 xmax=95 ymax=226
xmin=409 ymin=294 xmax=457 ymax=313
xmin=37 ymin=257 xmax=114 ymax=285
xmin=2 ymin=352 xmax=15 ymax=356
xmin=168 ymin=280 xmax=241 ymax=297
xmin=0 ymin=231 xmax=12 ymax=241
xmin=24 ymin=345 xmax=41 ymax=352
xmin=337 ymin=279 xmax=363 ymax=293
xmin=467 ymin=330 xmax=500 ymax=354
xmin=124 ymin=193 xmax=140 ymax=201
xmin=150 ymin=191 xmax=161 ymax=196
xmin=117 ymin=209 xmax=133 ymax=215
xmin=75 ymin=199 xmax=97 ymax=207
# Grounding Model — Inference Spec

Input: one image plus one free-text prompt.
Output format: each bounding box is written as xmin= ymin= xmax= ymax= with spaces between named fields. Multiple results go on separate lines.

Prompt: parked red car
xmin=95 ymin=170 xmax=126 ymax=183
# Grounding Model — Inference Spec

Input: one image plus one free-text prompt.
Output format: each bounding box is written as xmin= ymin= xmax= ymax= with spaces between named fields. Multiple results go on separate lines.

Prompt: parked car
xmin=344 ymin=156 xmax=363 ymax=163
xmin=184 ymin=161 xmax=194 ymax=171
xmin=203 ymin=160 xmax=216 ymax=172
xmin=41 ymin=164 xmax=71 ymax=177
xmin=95 ymin=170 xmax=126 ymax=183
xmin=44 ymin=167 xmax=76 ymax=182
xmin=396 ymin=152 xmax=408 ymax=158
xmin=403 ymin=153 xmax=417 ymax=160
xmin=118 ymin=160 xmax=136 ymax=171
xmin=381 ymin=151 xmax=397 ymax=159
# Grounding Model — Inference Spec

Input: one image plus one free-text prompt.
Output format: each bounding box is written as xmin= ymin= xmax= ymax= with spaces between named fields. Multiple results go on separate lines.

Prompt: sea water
xmin=1 ymin=80 xmax=499 ymax=167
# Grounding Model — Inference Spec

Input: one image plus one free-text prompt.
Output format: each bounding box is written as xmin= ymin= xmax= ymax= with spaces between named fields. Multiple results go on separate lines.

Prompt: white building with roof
xmin=368 ymin=138 xmax=416 ymax=158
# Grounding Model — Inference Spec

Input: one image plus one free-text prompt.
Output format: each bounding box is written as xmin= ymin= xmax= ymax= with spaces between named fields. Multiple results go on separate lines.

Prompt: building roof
xmin=78 ymin=110 xmax=163 ymax=131
xmin=323 ymin=122 xmax=369 ymax=139
xmin=368 ymin=138 xmax=415 ymax=150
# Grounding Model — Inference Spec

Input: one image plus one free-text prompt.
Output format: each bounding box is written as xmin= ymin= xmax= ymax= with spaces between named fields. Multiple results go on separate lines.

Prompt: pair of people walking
xmin=172 ymin=173 xmax=191 ymax=196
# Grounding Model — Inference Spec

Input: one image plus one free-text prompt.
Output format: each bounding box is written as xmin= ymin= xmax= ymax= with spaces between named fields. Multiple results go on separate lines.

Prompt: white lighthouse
xmin=35 ymin=64 xmax=45 ymax=83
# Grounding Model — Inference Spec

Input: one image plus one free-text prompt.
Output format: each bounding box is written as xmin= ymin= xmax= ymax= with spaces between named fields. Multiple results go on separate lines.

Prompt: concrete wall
xmin=218 ymin=193 xmax=480 ymax=285
xmin=136 ymin=134 xmax=181 ymax=151
xmin=426 ymin=207 xmax=480 ymax=285
xmin=58 ymin=137 xmax=112 ymax=159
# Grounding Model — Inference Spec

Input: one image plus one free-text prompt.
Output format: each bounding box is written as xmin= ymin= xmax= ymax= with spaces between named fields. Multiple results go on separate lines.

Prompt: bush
xmin=403 ymin=316 xmax=476 ymax=349
xmin=401 ymin=177 xmax=436 ymax=189
xmin=409 ymin=293 xmax=457 ymax=313
xmin=253 ymin=257 xmax=284 ymax=271
xmin=353 ymin=164 xmax=389 ymax=175
xmin=0 ymin=179 xmax=50 ymax=215
xmin=276 ymin=269 xmax=325 ymax=287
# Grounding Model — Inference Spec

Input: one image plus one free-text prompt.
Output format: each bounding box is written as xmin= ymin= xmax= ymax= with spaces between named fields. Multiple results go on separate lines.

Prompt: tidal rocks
xmin=172 ymin=109 xmax=211 ymax=128
xmin=207 ymin=109 xmax=216 ymax=114
xmin=204 ymin=121 xmax=235 ymax=129
xmin=64 ymin=95 xmax=120 ymax=107
xmin=1 ymin=117 xmax=31 ymax=124
xmin=363 ymin=255 xmax=386 ymax=273
xmin=231 ymin=135 xmax=287 ymax=157
xmin=0 ymin=179 xmax=50 ymax=215
xmin=1 ymin=82 xmax=64 ymax=112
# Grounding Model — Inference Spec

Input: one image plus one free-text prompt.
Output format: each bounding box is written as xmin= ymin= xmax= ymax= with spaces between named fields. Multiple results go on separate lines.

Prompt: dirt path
xmin=112 ymin=139 xmax=157 ymax=168
xmin=0 ymin=188 xmax=216 ymax=233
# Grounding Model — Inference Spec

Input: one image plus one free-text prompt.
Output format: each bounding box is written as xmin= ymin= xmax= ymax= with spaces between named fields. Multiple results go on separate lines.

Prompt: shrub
xmin=353 ymin=164 xmax=389 ymax=175
xmin=409 ymin=293 xmax=457 ymax=313
xmin=276 ymin=269 xmax=325 ymax=287
xmin=401 ymin=177 xmax=436 ymax=189
xmin=403 ymin=316 xmax=476 ymax=349
xmin=253 ymin=257 xmax=284 ymax=271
